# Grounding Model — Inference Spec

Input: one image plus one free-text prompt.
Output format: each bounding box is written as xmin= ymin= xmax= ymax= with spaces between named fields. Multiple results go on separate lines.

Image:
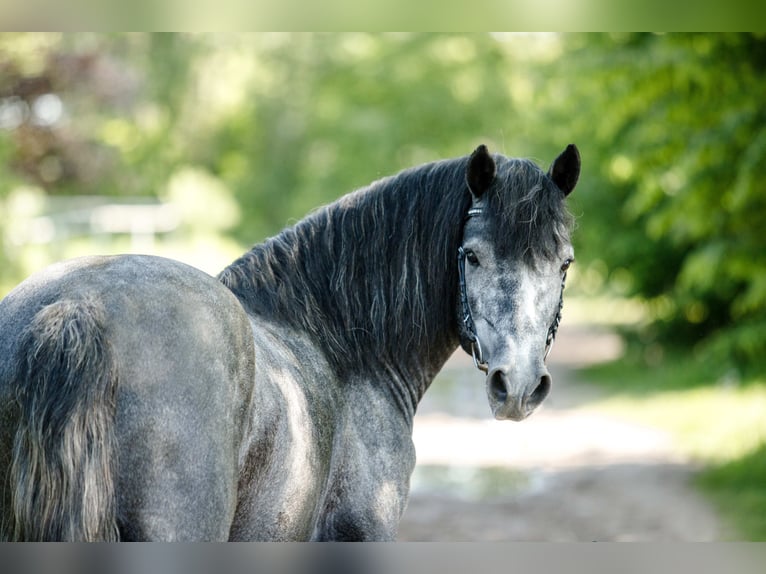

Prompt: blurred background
xmin=1 ymin=32 xmax=765 ymax=540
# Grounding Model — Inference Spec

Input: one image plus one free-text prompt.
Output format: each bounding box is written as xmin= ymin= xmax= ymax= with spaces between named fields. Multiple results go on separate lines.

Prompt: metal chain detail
xmin=544 ymin=271 xmax=567 ymax=360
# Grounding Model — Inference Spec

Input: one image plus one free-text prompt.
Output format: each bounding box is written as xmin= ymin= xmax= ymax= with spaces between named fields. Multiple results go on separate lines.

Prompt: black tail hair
xmin=9 ymin=299 xmax=119 ymax=541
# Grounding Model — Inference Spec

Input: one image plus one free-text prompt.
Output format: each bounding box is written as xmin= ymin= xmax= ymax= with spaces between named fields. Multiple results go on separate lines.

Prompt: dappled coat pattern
xmin=0 ymin=144 xmax=579 ymax=540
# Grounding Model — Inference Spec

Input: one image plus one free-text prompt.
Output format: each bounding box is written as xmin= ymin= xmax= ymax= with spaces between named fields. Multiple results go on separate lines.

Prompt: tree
xmin=3 ymin=33 xmax=765 ymax=371
xmin=200 ymin=34 xmax=517 ymax=242
xmin=545 ymin=33 xmax=766 ymax=368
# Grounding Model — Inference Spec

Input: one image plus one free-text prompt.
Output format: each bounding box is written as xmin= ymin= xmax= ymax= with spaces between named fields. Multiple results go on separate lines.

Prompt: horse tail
xmin=9 ymin=298 xmax=120 ymax=541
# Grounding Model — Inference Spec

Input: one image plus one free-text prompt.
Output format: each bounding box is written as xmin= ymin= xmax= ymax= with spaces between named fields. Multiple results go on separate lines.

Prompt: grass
xmin=580 ymin=347 xmax=766 ymax=540
xmin=697 ymin=443 xmax=766 ymax=540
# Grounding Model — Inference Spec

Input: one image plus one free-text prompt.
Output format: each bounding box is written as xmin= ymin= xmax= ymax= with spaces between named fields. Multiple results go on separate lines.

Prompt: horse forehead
xmin=484 ymin=259 xmax=556 ymax=310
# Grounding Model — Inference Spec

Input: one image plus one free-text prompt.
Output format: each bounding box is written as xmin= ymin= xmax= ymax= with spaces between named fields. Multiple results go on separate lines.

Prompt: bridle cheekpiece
xmin=458 ymin=206 xmax=566 ymax=374
xmin=458 ymin=206 xmax=489 ymax=373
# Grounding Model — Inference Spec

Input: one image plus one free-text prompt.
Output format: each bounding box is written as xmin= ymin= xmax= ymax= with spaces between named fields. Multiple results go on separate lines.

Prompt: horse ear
xmin=548 ymin=144 xmax=580 ymax=197
xmin=466 ymin=144 xmax=496 ymax=198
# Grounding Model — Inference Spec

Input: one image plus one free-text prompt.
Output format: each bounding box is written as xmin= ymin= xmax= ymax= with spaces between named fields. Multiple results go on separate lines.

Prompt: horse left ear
xmin=466 ymin=144 xmax=496 ymax=198
xmin=548 ymin=144 xmax=580 ymax=197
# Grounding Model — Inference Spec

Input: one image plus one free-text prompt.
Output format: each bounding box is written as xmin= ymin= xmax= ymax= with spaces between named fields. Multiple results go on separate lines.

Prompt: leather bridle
xmin=457 ymin=207 xmax=566 ymax=374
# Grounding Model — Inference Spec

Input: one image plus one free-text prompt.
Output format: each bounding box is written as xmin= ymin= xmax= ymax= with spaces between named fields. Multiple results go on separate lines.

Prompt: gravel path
xmin=397 ymin=325 xmax=723 ymax=541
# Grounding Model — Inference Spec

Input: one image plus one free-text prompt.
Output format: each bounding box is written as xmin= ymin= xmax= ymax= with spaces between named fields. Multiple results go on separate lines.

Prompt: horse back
xmin=0 ymin=255 xmax=256 ymax=540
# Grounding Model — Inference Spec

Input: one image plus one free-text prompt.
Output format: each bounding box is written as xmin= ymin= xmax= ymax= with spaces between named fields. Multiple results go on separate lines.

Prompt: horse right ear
xmin=548 ymin=144 xmax=580 ymax=197
xmin=466 ymin=144 xmax=496 ymax=199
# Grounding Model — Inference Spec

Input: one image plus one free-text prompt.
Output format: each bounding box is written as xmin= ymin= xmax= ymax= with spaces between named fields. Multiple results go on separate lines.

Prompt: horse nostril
xmin=488 ymin=369 xmax=509 ymax=403
xmin=528 ymin=373 xmax=552 ymax=408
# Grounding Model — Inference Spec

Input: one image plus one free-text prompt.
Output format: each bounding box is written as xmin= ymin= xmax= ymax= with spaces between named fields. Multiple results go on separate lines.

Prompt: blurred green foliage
xmin=1 ymin=33 xmax=765 ymax=371
xmin=549 ymin=34 xmax=766 ymax=371
xmin=698 ymin=442 xmax=766 ymax=539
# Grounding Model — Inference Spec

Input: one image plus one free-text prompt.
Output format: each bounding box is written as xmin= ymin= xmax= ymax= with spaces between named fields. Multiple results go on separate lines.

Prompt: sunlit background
xmin=1 ymin=33 xmax=765 ymax=540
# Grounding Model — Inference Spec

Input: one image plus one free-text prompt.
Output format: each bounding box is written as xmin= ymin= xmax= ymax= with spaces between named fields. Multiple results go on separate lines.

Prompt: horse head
xmin=458 ymin=144 xmax=579 ymax=421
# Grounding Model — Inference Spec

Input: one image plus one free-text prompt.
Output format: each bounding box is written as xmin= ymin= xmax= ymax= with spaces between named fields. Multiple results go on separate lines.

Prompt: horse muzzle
xmin=486 ymin=367 xmax=552 ymax=421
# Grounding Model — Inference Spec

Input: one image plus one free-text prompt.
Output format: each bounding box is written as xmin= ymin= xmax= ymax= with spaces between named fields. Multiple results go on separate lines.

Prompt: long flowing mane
xmin=0 ymin=140 xmax=578 ymax=541
xmin=218 ymin=153 xmax=572 ymax=388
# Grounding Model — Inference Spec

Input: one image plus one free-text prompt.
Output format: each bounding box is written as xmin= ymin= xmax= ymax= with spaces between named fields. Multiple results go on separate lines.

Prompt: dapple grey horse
xmin=0 ymin=143 xmax=579 ymax=540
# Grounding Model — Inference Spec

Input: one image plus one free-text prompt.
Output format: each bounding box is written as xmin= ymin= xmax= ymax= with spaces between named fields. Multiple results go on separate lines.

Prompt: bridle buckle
xmin=471 ymin=339 xmax=488 ymax=373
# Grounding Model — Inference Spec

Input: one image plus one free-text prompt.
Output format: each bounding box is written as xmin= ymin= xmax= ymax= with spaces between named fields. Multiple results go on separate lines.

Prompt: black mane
xmin=218 ymin=153 xmax=572 ymax=388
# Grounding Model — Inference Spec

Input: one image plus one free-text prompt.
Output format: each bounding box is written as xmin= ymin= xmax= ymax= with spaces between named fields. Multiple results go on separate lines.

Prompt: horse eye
xmin=465 ymin=250 xmax=480 ymax=266
xmin=561 ymin=258 xmax=573 ymax=273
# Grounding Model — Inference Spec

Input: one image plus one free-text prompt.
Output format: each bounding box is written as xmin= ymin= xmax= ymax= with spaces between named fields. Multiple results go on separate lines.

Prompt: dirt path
xmin=397 ymin=325 xmax=723 ymax=541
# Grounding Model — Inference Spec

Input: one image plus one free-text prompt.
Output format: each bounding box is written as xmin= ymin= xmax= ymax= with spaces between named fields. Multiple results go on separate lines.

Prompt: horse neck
xmin=219 ymin=160 xmax=471 ymax=418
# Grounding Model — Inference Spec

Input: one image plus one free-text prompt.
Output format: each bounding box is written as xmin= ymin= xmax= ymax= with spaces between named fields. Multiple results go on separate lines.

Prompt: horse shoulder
xmin=228 ymin=321 xmax=342 ymax=540
xmin=311 ymin=376 xmax=417 ymax=541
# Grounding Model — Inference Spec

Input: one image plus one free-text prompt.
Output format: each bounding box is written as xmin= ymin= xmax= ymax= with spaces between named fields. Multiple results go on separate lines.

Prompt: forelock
xmin=484 ymin=157 xmax=573 ymax=263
